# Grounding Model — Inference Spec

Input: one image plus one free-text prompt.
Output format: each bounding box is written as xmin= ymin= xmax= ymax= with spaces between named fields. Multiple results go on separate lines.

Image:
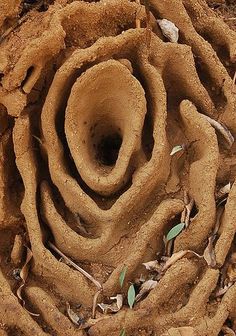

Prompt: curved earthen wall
xmin=0 ymin=0 xmax=236 ymax=335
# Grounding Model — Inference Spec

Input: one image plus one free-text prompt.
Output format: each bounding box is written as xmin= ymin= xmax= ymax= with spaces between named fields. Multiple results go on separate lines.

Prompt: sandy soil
xmin=0 ymin=0 xmax=236 ymax=335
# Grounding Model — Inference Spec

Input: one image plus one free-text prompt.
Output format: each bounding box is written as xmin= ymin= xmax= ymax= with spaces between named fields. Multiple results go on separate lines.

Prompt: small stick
xmin=48 ymin=242 xmax=102 ymax=290
xmin=181 ymin=191 xmax=188 ymax=222
xmin=135 ymin=0 xmax=141 ymax=28
xmin=144 ymin=0 xmax=151 ymax=50
xmin=232 ymin=71 xmax=236 ymax=94
xmin=224 ymin=17 xmax=236 ymax=21
xmin=185 ymin=199 xmax=194 ymax=228
xmin=180 ymin=207 xmax=187 ymax=223
xmin=201 ymin=114 xmax=234 ymax=147
xmin=92 ymin=289 xmax=102 ymax=319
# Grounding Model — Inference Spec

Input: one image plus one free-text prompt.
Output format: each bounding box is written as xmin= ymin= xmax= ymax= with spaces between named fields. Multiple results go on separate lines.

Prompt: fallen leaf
xmin=157 ymin=19 xmax=179 ymax=42
xmin=201 ymin=114 xmax=234 ymax=147
xmin=221 ymin=325 xmax=236 ymax=336
xmin=166 ymin=223 xmax=185 ymax=242
xmin=128 ymin=284 xmax=136 ymax=309
xmin=232 ymin=70 xmax=236 ymax=94
xmin=215 ymin=282 xmax=233 ymax=297
xmin=218 ymin=182 xmax=231 ymax=198
xmin=184 ymin=199 xmax=194 ymax=228
xmin=135 ymin=280 xmax=157 ymax=302
xmin=170 ymin=145 xmax=184 ymax=156
xmin=110 ymin=294 xmax=123 ymax=310
xmin=16 ymin=247 xmax=39 ymax=317
xmin=203 ymin=236 xmax=217 ymax=268
xmin=12 ymin=268 xmax=21 ymax=280
xmin=119 ymin=266 xmax=127 ymax=288
xmin=142 ymin=260 xmax=160 ymax=272
xmin=98 ymin=294 xmax=123 ymax=314
xmin=66 ymin=302 xmax=82 ymax=326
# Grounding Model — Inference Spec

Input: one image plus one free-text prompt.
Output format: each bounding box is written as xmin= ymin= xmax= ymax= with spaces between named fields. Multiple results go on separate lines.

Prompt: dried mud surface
xmin=0 ymin=0 xmax=236 ymax=335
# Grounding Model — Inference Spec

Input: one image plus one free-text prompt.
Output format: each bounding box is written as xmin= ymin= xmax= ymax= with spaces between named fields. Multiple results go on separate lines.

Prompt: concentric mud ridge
xmin=0 ymin=0 xmax=236 ymax=335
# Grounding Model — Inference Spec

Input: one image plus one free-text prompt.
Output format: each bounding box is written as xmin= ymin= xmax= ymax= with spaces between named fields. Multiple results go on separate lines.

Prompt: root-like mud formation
xmin=0 ymin=0 xmax=236 ymax=335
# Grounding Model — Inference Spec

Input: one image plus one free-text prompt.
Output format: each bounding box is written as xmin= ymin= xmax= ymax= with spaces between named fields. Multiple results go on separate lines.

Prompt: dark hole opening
xmin=21 ymin=66 xmax=34 ymax=89
xmin=96 ymin=133 xmax=122 ymax=166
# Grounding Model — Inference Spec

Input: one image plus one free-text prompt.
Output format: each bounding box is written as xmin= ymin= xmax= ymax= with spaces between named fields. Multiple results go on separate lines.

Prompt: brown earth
xmin=0 ymin=0 xmax=236 ymax=335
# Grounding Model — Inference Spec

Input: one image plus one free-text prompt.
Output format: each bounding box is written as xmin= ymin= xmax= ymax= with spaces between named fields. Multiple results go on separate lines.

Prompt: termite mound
xmin=0 ymin=0 xmax=236 ymax=335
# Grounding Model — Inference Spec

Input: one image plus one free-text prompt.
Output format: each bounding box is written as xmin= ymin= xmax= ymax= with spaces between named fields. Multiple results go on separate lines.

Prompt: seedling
xmin=166 ymin=223 xmax=185 ymax=242
xmin=119 ymin=266 xmax=127 ymax=288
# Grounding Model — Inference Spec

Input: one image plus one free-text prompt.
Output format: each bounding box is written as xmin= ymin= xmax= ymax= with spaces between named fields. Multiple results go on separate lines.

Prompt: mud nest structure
xmin=0 ymin=0 xmax=236 ymax=335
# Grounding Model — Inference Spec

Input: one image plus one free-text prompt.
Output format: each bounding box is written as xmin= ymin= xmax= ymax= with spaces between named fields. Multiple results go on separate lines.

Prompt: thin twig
xmin=201 ymin=114 xmax=234 ymax=147
xmin=144 ymin=0 xmax=151 ymax=50
xmin=181 ymin=190 xmax=188 ymax=223
xmin=185 ymin=199 xmax=194 ymax=228
xmin=48 ymin=242 xmax=102 ymax=290
xmin=224 ymin=17 xmax=236 ymax=21
xmin=180 ymin=207 xmax=187 ymax=223
xmin=135 ymin=0 xmax=141 ymax=28
xmin=92 ymin=289 xmax=102 ymax=319
xmin=232 ymin=71 xmax=236 ymax=94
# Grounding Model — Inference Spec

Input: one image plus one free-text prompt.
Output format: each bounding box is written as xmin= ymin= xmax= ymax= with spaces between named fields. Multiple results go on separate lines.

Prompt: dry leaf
xmin=12 ymin=268 xmax=21 ymax=280
xmin=184 ymin=199 xmax=194 ymax=228
xmin=218 ymin=182 xmax=231 ymax=198
xmin=157 ymin=19 xmax=179 ymax=43
xmin=98 ymin=294 xmax=123 ymax=314
xmin=201 ymin=114 xmax=234 ymax=147
xmin=110 ymin=294 xmax=123 ymax=310
xmin=215 ymin=282 xmax=233 ymax=297
xmin=170 ymin=145 xmax=184 ymax=156
xmin=221 ymin=325 xmax=236 ymax=336
xmin=142 ymin=260 xmax=160 ymax=272
xmin=66 ymin=302 xmax=82 ymax=326
xmin=135 ymin=280 xmax=157 ymax=302
xmin=16 ymin=247 xmax=39 ymax=317
xmin=203 ymin=236 xmax=217 ymax=268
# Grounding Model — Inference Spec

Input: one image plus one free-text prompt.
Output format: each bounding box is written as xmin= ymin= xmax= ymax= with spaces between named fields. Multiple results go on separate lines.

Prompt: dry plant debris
xmin=0 ymin=0 xmax=236 ymax=335
xmin=157 ymin=19 xmax=179 ymax=42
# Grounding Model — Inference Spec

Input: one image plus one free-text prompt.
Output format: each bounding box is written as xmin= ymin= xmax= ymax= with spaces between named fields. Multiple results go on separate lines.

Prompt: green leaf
xmin=166 ymin=223 xmax=185 ymax=242
xmin=119 ymin=266 xmax=127 ymax=288
xmin=128 ymin=284 xmax=135 ymax=309
xmin=170 ymin=145 xmax=183 ymax=156
xmin=119 ymin=329 xmax=126 ymax=336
